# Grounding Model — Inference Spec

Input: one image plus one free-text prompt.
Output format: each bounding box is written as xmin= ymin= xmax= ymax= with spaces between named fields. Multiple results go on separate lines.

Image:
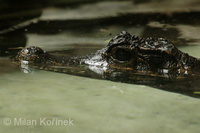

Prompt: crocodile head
xmin=12 ymin=31 xmax=200 ymax=97
xmin=13 ymin=31 xmax=200 ymax=77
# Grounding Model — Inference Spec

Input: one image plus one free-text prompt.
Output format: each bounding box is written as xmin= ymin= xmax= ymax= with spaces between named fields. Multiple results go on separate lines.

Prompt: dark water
xmin=1 ymin=0 xmax=200 ymax=133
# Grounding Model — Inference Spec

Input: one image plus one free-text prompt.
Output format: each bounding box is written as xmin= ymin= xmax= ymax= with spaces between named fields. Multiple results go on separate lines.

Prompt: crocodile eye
xmin=112 ymin=48 xmax=132 ymax=62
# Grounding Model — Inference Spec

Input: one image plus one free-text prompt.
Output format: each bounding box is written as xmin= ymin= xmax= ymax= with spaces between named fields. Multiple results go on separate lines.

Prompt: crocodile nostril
xmin=13 ymin=46 xmax=47 ymax=63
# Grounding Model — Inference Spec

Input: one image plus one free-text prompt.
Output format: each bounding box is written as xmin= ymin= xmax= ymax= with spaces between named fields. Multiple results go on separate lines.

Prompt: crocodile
xmin=13 ymin=31 xmax=200 ymax=98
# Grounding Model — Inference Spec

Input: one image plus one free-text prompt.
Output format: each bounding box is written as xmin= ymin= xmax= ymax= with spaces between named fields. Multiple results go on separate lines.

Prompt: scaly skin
xmin=105 ymin=31 xmax=200 ymax=72
xmin=13 ymin=31 xmax=200 ymax=98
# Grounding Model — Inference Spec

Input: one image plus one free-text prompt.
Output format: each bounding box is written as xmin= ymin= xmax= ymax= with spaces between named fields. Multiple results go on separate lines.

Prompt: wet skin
xmin=13 ymin=31 xmax=200 ymax=98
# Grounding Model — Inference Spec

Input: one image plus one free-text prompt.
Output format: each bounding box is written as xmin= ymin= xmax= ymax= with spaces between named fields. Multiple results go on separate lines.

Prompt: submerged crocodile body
xmin=13 ymin=31 xmax=200 ymax=97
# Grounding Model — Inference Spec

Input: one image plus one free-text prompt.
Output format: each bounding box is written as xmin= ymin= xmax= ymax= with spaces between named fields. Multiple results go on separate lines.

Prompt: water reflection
xmin=0 ymin=0 xmax=43 ymax=31
xmin=0 ymin=0 xmax=44 ymax=55
xmin=0 ymin=30 xmax=27 ymax=55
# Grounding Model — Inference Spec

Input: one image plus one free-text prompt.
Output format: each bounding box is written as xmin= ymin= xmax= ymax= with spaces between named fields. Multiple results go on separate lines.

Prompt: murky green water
xmin=1 ymin=0 xmax=200 ymax=133
xmin=1 ymin=69 xmax=200 ymax=133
